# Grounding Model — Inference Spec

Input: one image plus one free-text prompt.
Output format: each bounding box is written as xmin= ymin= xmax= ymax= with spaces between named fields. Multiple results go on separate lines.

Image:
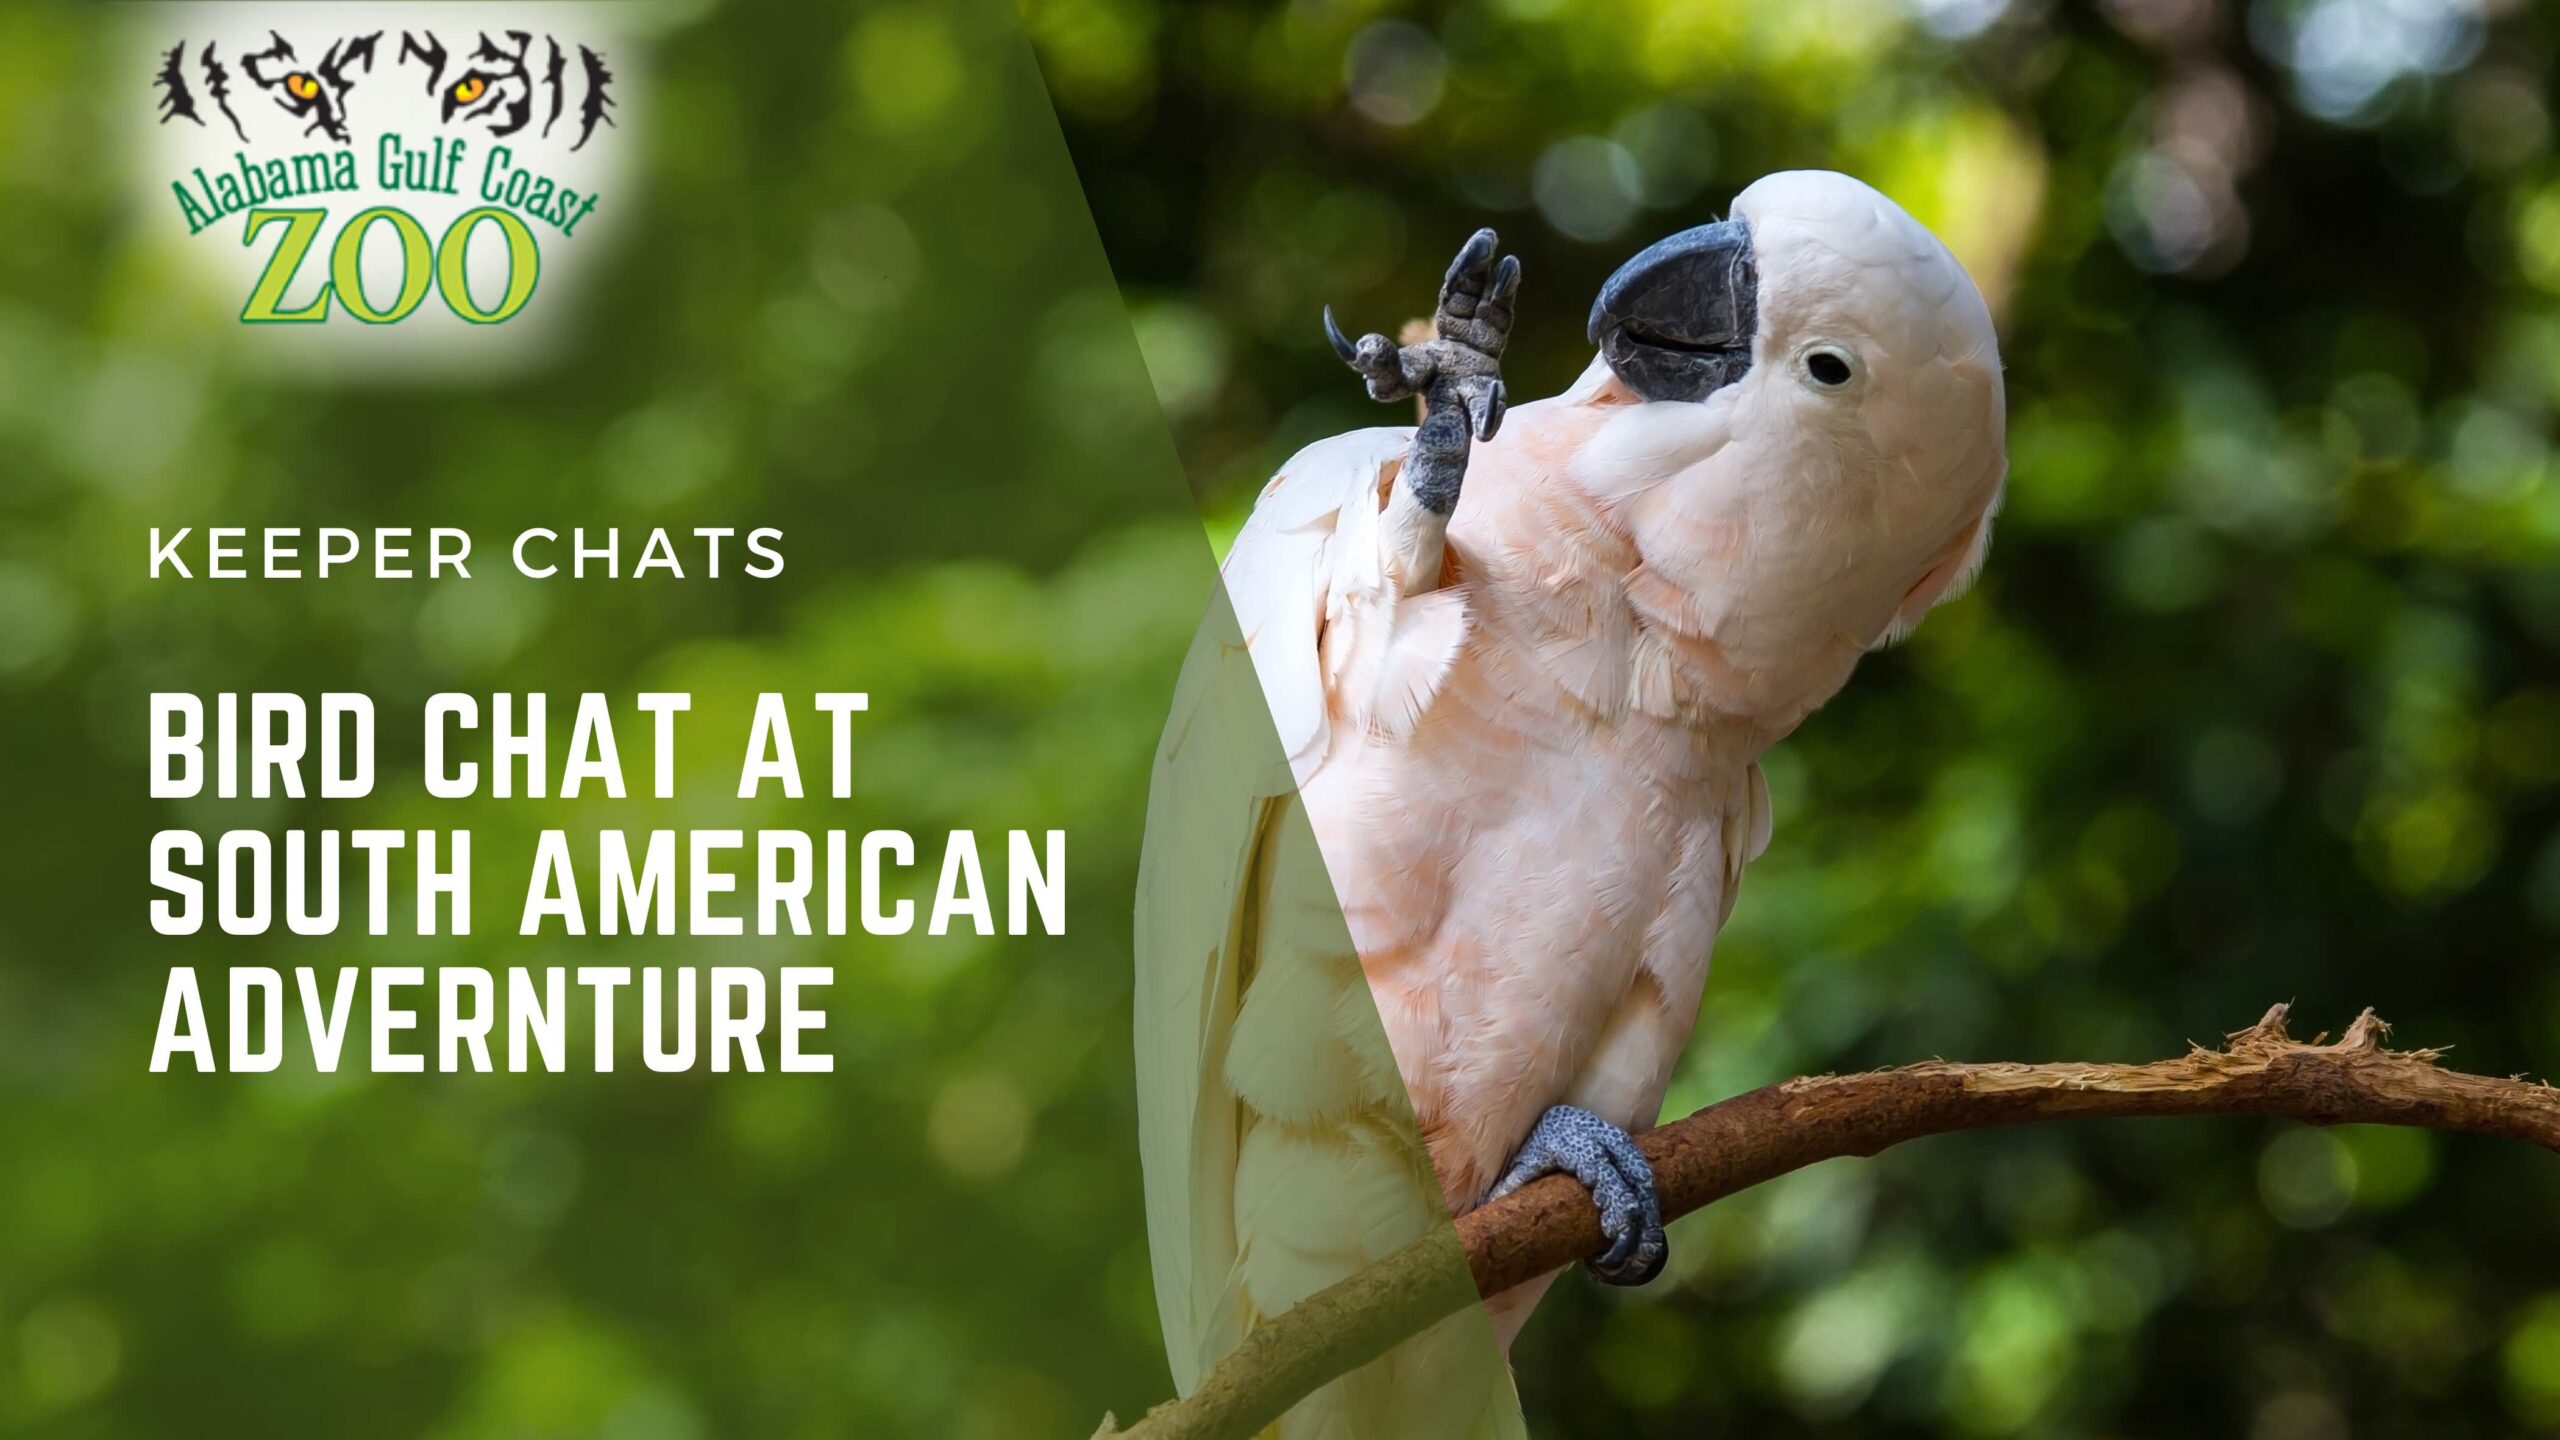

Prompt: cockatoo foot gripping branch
xmin=1485 ymin=1104 xmax=1665 ymax=1284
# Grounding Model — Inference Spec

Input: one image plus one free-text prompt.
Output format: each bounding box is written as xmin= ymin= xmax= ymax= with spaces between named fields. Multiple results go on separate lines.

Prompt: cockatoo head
xmin=1576 ymin=169 xmax=2006 ymax=647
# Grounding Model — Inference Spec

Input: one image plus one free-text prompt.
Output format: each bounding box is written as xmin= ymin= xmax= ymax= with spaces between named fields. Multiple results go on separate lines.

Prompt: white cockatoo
xmin=1136 ymin=170 xmax=2007 ymax=1437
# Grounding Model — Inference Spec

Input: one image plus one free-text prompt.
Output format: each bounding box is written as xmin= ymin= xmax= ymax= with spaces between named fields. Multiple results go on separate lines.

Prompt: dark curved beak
xmin=1587 ymin=218 xmax=1757 ymax=402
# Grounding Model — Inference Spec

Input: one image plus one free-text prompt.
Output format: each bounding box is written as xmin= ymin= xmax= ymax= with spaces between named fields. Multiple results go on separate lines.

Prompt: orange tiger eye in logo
xmin=452 ymin=76 xmax=486 ymax=104
xmin=286 ymin=73 xmax=319 ymax=100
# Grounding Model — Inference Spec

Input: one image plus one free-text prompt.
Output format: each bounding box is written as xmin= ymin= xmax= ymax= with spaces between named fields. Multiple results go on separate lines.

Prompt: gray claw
xmin=1460 ymin=376 xmax=1507 ymax=442
xmin=1431 ymin=230 xmax=1518 ymax=360
xmin=1442 ymin=228 xmax=1500 ymax=313
xmin=1323 ymin=305 xmax=1358 ymax=364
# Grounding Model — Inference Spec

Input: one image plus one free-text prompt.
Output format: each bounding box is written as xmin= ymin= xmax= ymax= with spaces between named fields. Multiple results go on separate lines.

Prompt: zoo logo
xmin=153 ymin=23 xmax=619 ymax=326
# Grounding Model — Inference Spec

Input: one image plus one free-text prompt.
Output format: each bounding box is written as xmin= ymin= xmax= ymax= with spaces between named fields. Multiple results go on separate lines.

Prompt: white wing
xmin=1222 ymin=427 xmax=1405 ymax=782
xmin=1134 ymin=427 xmax=1519 ymax=1437
xmin=1226 ymin=427 xmax=1476 ymax=785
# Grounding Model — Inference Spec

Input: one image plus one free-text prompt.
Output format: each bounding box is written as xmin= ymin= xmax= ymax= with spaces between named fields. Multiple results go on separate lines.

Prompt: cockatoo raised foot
xmin=1324 ymin=226 xmax=1518 ymax=517
xmin=1487 ymin=1104 xmax=1668 ymax=1285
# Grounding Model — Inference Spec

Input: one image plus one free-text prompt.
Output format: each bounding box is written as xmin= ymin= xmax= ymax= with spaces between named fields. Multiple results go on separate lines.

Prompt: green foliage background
xmin=0 ymin=1 xmax=1203 ymax=1435
xmin=1030 ymin=0 xmax=2560 ymax=1435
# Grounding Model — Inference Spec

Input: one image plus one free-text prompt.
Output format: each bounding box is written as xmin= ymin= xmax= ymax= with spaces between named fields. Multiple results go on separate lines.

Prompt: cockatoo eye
xmin=1804 ymin=347 xmax=1855 ymax=388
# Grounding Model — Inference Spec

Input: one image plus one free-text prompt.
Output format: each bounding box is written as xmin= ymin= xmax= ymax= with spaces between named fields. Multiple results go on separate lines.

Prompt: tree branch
xmin=1095 ymin=1005 xmax=2560 ymax=1440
